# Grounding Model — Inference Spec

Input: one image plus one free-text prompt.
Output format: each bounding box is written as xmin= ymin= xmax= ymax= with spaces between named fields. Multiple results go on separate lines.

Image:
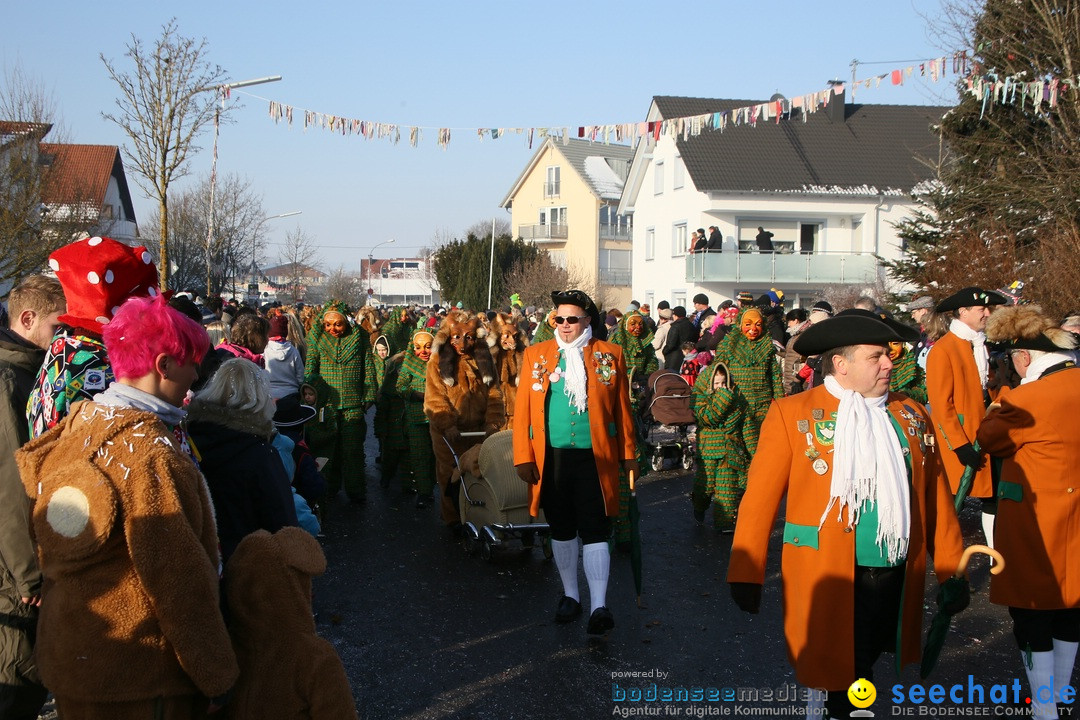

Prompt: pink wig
xmin=102 ymin=294 xmax=210 ymax=380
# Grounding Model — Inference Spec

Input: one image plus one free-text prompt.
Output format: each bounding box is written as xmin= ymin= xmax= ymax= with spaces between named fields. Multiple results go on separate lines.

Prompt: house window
xmin=673 ymin=291 xmax=686 ymax=308
xmin=673 ymin=156 xmax=685 ymax=190
xmin=545 ymin=166 xmax=560 ymax=198
xmin=540 ymin=207 xmax=567 ymax=226
xmin=672 ymin=223 xmax=688 ymax=256
xmin=645 ymin=228 xmax=655 ymax=261
xmin=654 ymin=161 xmax=664 ymax=195
xmin=548 ymin=250 xmax=567 ymax=269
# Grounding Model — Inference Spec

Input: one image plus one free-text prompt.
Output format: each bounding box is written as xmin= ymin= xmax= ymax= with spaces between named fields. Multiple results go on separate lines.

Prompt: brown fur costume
xmin=424 ymin=311 xmax=504 ymax=524
xmin=488 ymin=312 xmax=529 ymax=430
xmin=354 ymin=305 xmax=382 ymax=346
xmin=224 ymin=527 xmax=357 ymax=720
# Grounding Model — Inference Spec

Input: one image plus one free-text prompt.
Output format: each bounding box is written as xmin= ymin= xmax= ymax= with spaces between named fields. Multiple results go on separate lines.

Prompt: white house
xmin=359 ymin=256 xmax=440 ymax=306
xmin=40 ymin=143 xmax=140 ymax=245
xmin=617 ymin=92 xmax=947 ymax=310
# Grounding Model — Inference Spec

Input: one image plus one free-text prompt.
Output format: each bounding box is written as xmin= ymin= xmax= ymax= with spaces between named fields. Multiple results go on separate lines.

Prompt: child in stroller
xmin=636 ymin=369 xmax=696 ymax=472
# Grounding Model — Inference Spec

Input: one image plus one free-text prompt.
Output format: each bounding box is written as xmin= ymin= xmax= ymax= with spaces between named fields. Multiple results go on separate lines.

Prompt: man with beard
xmin=514 ymin=290 xmax=637 ymax=634
xmin=424 ymin=311 xmax=504 ymax=528
xmin=305 ymin=301 xmax=377 ymax=504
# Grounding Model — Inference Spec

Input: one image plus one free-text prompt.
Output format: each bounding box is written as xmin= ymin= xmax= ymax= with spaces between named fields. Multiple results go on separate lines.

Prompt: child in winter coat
xmin=265 ymin=314 xmax=305 ymax=400
xmin=225 ymin=527 xmax=357 ymax=719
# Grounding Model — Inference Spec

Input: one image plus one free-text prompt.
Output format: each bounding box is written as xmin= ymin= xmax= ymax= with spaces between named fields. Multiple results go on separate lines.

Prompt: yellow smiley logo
xmin=847 ymin=677 xmax=876 ymax=708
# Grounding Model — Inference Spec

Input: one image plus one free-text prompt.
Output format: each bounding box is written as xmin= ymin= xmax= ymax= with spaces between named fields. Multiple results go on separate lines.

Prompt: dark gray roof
xmin=653 ymin=95 xmax=948 ymax=194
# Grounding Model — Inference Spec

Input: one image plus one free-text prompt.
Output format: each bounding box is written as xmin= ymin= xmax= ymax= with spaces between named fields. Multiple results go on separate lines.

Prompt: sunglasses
xmin=554 ymin=315 xmax=588 ymax=325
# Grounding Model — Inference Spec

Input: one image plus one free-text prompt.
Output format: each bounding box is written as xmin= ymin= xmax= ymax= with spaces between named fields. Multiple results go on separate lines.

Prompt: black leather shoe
xmin=554 ymin=596 xmax=582 ymax=623
xmin=587 ymin=606 xmax=615 ymax=635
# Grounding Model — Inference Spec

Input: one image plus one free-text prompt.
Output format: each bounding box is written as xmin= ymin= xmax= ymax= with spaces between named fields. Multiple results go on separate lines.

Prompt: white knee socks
xmin=981 ymin=511 xmax=995 ymax=549
xmin=582 ymin=542 xmax=610 ymax=613
xmin=551 ymin=538 xmax=580 ymax=602
xmin=1054 ymin=639 xmax=1079 ymax=705
xmin=1022 ymin=650 xmax=1057 ymax=719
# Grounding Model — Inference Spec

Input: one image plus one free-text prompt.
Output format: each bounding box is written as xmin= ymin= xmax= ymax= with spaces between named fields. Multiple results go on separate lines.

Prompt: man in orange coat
xmin=925 ymin=287 xmax=1007 ymax=548
xmin=728 ymin=311 xmax=966 ymax=718
xmin=513 ymin=290 xmax=638 ymax=635
xmin=977 ymin=305 xmax=1080 ymax=719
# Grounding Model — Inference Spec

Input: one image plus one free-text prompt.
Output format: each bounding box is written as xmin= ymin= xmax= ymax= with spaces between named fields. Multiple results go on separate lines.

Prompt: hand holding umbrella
xmin=920 ymin=544 xmax=1005 ymax=678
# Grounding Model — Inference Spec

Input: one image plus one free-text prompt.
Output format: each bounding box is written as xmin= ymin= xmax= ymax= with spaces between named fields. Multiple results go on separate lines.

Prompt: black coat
xmin=662 ymin=317 xmax=695 ymax=370
xmin=187 ymin=402 xmax=298 ymax=563
xmin=706 ymin=229 xmax=723 ymax=251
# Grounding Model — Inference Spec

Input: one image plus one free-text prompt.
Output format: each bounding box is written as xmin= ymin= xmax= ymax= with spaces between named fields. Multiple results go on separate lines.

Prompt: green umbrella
xmin=920 ymin=544 xmax=1004 ymax=678
xmin=629 ymin=470 xmax=643 ymax=607
xmin=952 ymin=441 xmax=981 ymax=513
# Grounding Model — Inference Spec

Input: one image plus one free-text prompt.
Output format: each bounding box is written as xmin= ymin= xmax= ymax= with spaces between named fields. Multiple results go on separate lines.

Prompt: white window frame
xmin=673 ymin=155 xmax=685 ymax=190
xmin=545 ymin=166 xmax=560 ymax=198
xmin=645 ymin=227 xmax=655 ymax=261
xmin=672 ymin=223 xmax=688 ymax=257
xmin=653 ymin=161 xmax=664 ymax=195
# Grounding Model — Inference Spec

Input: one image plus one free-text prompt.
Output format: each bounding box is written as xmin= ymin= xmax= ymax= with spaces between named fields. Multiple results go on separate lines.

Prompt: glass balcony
xmin=599 ymin=223 xmax=632 ymax=241
xmin=685 ymin=250 xmax=879 ymax=285
xmin=519 ymin=224 xmax=568 ymax=242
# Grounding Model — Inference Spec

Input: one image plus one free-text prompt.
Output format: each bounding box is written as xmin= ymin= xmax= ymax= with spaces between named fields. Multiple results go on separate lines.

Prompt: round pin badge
xmin=812 ymin=458 xmax=829 ymax=475
xmin=532 ymin=382 xmax=543 ymax=391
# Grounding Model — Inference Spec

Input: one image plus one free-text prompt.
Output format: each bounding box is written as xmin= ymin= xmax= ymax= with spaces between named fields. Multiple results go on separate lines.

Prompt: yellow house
xmin=500 ymin=137 xmax=634 ymax=311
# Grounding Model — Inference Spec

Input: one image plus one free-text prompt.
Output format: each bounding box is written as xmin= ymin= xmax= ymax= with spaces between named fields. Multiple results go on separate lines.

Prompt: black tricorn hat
xmin=793 ymin=311 xmax=917 ymax=356
xmin=551 ymin=289 xmax=606 ymax=340
xmin=273 ymin=394 xmax=318 ymax=428
xmin=935 ymin=287 xmax=1008 ymax=313
xmin=835 ymin=308 xmax=920 ymax=343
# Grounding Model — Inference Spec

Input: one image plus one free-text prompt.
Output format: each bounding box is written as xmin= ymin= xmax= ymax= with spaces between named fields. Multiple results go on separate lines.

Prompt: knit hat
xmin=49 ymin=236 xmax=159 ymax=335
xmin=767 ymin=290 xmax=783 ymax=305
xmin=737 ymin=291 xmax=755 ymax=304
xmin=657 ymin=300 xmax=670 ymax=310
xmin=269 ymin=315 xmax=289 ymax=338
xmin=808 ymin=300 xmax=834 ymax=325
xmin=692 ymin=293 xmax=709 ymax=306
xmin=672 ymin=305 xmax=687 ymax=318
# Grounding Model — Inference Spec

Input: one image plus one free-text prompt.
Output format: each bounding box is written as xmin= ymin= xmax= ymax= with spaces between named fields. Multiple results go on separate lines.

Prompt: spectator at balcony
xmin=706 ymin=226 xmax=723 ymax=252
xmin=691 ymin=230 xmax=708 ymax=254
xmin=662 ymin=306 xmax=695 ymax=371
xmin=754 ymin=226 xmax=774 ymax=253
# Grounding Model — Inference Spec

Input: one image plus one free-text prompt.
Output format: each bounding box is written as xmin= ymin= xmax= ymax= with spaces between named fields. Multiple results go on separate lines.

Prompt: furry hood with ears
xmin=433 ymin=310 xmax=495 ymax=387
xmin=487 ymin=312 xmax=530 ymax=351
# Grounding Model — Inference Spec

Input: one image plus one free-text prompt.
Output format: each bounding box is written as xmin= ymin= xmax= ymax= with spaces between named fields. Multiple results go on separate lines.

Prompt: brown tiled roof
xmin=0 ymin=121 xmax=51 ymax=140
xmin=39 ymin=144 xmax=125 ymax=207
xmin=653 ymin=95 xmax=948 ymax=194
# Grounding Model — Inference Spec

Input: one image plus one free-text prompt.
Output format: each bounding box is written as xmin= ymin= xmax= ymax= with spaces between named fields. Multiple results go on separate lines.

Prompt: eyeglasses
xmin=554 ymin=315 xmax=588 ymax=325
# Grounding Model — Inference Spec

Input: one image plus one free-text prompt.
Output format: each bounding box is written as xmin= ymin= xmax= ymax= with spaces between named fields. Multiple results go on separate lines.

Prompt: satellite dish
xmin=769 ymin=93 xmax=787 ymax=103
xmin=769 ymin=93 xmax=790 ymax=114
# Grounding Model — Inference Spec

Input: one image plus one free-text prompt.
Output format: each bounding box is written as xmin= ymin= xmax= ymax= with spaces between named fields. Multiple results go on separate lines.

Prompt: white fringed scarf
xmin=820 ymin=375 xmax=910 ymax=564
xmin=555 ymin=325 xmax=593 ymax=413
xmin=950 ymin=318 xmax=989 ymax=388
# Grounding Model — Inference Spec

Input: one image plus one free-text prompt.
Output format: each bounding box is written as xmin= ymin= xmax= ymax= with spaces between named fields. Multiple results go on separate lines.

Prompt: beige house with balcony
xmin=500 ymin=138 xmax=635 ymax=310
xmin=617 ymin=93 xmax=947 ymax=310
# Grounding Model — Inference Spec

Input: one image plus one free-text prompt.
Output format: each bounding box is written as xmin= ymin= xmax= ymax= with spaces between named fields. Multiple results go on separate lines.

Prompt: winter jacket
xmin=187 ymin=400 xmax=299 ymax=564
xmin=26 ymin=326 xmax=112 ymax=439
xmin=17 ymin=401 xmax=238 ymax=703
xmin=662 ymin=317 xmax=695 ymax=370
xmin=264 ymin=338 xmax=305 ymax=400
xmin=0 ymin=328 xmax=45 ymax=692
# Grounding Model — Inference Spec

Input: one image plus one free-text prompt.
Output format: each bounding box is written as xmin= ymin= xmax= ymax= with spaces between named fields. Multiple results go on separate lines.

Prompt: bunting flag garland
xmin=243 ymin=47 xmax=1073 ymax=150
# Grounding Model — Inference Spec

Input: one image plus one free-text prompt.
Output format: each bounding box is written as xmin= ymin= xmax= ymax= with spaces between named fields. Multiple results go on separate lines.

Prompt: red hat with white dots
xmin=48 ymin=236 xmax=159 ymax=335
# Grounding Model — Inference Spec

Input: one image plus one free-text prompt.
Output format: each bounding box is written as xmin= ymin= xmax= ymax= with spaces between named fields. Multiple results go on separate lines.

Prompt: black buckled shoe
xmin=587 ymin=606 xmax=615 ymax=635
xmin=554 ymin=595 xmax=582 ymax=623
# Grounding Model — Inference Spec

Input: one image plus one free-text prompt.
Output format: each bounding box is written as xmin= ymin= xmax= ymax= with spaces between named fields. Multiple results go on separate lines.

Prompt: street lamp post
xmin=204 ymin=75 xmax=282 ymax=297
xmin=243 ymin=210 xmax=302 ymax=302
xmin=368 ymin=238 xmax=396 ymax=305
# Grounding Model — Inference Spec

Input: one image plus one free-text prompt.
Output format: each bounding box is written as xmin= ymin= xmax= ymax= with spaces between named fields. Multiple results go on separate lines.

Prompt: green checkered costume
xmin=712 ymin=312 xmax=784 ymax=456
xmin=375 ymin=352 xmax=410 ymax=486
xmin=608 ymin=311 xmax=658 ymax=544
xmin=380 ymin=307 xmax=415 ymax=356
xmin=305 ymin=301 xmax=377 ymax=501
xmin=691 ymin=361 xmax=751 ymax=530
xmin=889 ymin=347 xmax=927 ymax=405
xmin=394 ymin=332 xmax=435 ymax=495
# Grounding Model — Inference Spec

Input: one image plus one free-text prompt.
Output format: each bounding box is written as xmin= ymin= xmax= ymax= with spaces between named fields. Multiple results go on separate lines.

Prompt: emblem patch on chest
xmin=814 ymin=420 xmax=836 ymax=446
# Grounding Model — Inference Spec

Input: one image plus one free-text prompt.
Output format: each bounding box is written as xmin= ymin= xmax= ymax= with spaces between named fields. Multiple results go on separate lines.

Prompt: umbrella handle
xmin=628 ymin=469 xmax=636 ymax=493
xmin=957 ymin=544 xmax=1005 ymax=579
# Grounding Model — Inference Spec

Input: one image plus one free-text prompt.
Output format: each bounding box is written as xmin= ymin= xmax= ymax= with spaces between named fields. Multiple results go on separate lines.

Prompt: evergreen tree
xmin=430 ymin=233 xmax=540 ymax=310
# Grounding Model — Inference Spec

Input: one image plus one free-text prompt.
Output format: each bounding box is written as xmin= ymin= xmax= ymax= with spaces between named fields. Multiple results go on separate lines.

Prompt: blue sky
xmin=3 ymin=0 xmax=959 ymax=272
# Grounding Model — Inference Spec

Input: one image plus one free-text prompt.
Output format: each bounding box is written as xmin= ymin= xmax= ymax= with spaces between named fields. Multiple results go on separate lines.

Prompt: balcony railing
xmin=599 ymin=269 xmax=632 ymax=286
xmin=599 ymin=223 xmax=632 ymax=241
xmin=685 ymin=250 xmax=879 ymax=285
xmin=544 ymin=181 xmax=560 ymax=197
xmin=519 ymin=224 xmax=568 ymax=241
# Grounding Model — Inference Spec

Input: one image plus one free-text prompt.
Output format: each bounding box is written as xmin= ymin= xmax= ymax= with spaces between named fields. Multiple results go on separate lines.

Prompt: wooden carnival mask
xmin=888 ymin=341 xmax=904 ymax=362
xmin=323 ymin=311 xmax=348 ymax=338
xmin=413 ymin=332 xmax=434 ymax=362
xmin=626 ymin=314 xmax=644 ymax=337
xmin=741 ymin=309 xmax=764 ymax=341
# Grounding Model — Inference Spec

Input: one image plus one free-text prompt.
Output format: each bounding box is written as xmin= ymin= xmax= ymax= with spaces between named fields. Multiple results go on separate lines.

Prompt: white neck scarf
xmin=820 ymin=375 xmax=910 ymax=564
xmin=950 ymin=318 xmax=989 ymax=388
xmin=555 ymin=325 xmax=593 ymax=413
xmin=1021 ymin=351 xmax=1074 ymax=384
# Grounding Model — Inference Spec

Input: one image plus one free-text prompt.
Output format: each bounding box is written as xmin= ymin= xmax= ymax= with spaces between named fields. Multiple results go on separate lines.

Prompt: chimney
xmin=826 ymin=82 xmax=846 ymax=123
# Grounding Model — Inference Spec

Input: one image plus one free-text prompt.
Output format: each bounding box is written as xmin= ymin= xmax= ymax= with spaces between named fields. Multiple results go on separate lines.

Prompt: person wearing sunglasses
xmin=513 ymin=290 xmax=638 ymax=635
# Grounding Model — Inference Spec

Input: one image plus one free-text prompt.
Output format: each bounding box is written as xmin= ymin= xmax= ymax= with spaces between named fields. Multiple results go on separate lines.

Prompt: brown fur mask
xmin=433 ymin=310 xmax=495 ymax=387
xmin=488 ymin=312 xmax=530 ymax=353
xmin=986 ymin=304 xmax=1078 ymax=350
xmin=354 ymin=306 xmax=382 ymax=345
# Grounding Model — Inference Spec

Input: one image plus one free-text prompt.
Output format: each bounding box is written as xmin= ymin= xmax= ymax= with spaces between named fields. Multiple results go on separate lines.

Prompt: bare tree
xmin=277 ymin=227 xmax=320 ymax=302
xmin=101 ymin=18 xmax=229 ymax=290
xmin=465 ymin=217 xmax=511 ymax=240
xmin=313 ymin=267 xmax=362 ymax=308
xmin=503 ymin=251 xmax=595 ymax=311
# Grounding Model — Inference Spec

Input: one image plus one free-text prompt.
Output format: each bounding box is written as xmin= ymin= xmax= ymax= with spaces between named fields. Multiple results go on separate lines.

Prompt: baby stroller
xmin=637 ymin=369 xmax=696 ymax=472
xmin=450 ymin=430 xmax=552 ymax=561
